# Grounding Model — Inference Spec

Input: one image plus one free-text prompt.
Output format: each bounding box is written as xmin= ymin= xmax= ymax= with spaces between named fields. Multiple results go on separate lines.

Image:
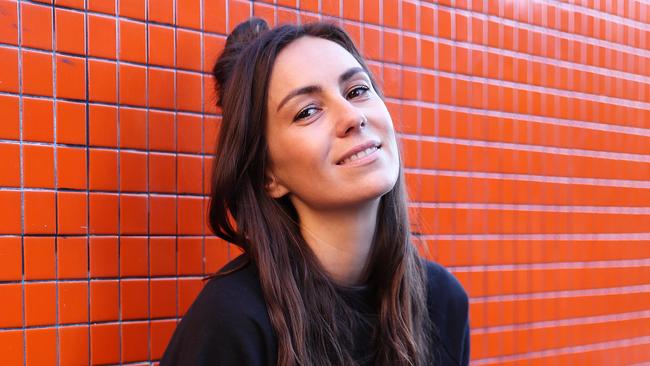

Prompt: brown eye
xmin=347 ymin=85 xmax=370 ymax=99
xmin=294 ymin=106 xmax=320 ymax=121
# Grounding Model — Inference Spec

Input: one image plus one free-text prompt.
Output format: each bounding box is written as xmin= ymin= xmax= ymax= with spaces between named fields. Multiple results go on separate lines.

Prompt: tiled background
xmin=0 ymin=0 xmax=649 ymax=365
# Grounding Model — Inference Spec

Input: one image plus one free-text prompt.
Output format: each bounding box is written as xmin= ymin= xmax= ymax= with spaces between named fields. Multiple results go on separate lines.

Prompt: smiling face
xmin=264 ymin=36 xmax=400 ymax=211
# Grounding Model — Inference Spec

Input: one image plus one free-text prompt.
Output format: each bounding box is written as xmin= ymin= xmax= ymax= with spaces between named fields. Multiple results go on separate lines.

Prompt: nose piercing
xmin=359 ymin=115 xmax=367 ymax=127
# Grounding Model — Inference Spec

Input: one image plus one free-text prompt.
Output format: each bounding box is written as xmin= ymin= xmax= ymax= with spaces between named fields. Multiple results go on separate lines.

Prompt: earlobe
xmin=265 ymin=172 xmax=290 ymax=198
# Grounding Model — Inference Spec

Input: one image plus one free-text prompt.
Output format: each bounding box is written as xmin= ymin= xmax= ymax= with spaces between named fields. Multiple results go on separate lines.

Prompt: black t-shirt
xmin=161 ymin=253 xmax=470 ymax=366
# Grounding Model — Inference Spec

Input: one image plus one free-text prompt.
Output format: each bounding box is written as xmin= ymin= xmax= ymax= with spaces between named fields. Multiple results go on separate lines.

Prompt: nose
xmin=334 ymin=97 xmax=366 ymax=137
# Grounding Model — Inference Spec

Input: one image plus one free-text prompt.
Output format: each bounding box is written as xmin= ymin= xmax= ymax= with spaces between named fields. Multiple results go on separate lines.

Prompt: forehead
xmin=267 ymin=36 xmax=364 ymax=105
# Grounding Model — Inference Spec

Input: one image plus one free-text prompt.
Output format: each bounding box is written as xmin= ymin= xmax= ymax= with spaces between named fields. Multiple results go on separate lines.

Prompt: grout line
xmin=471 ymin=309 xmax=650 ymax=335
xmin=416 ymin=233 xmax=650 ymax=241
xmin=398 ymin=133 xmax=650 ymax=163
xmin=50 ymin=2 xmax=61 ymax=365
xmin=449 ymin=258 xmax=650 ymax=272
xmin=409 ymin=202 xmax=650 ymax=214
xmin=470 ymin=335 xmax=650 ymax=365
xmin=115 ymin=0 xmax=123 ymax=362
xmin=83 ymin=0 xmax=92 ymax=364
xmin=17 ymin=1 xmax=27 ymax=365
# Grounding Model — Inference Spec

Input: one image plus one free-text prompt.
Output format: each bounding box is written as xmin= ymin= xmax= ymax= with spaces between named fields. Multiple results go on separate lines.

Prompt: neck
xmin=291 ymin=198 xmax=380 ymax=286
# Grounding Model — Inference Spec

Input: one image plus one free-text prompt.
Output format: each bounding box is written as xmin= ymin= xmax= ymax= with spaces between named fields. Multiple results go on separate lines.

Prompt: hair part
xmin=208 ymin=18 xmax=436 ymax=366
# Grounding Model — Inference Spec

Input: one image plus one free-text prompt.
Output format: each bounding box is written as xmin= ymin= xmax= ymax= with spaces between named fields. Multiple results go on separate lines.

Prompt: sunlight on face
xmin=265 ymin=36 xmax=400 ymax=211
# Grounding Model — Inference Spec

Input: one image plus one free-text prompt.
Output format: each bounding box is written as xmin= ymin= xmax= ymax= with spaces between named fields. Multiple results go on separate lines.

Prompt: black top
xmin=161 ymin=253 xmax=470 ymax=366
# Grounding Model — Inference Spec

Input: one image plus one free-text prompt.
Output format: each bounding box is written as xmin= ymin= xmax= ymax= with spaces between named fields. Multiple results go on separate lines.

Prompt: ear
xmin=265 ymin=170 xmax=290 ymax=199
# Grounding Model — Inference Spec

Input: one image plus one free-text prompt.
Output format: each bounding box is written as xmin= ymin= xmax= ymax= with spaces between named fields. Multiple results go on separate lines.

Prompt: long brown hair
xmin=208 ymin=18 xmax=436 ymax=366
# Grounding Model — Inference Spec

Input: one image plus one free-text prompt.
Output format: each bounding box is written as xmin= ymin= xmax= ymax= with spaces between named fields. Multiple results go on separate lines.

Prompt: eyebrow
xmin=275 ymin=67 xmax=368 ymax=113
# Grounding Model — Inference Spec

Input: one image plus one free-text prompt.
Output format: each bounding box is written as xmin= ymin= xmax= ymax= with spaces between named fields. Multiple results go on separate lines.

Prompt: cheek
xmin=268 ymin=130 xmax=329 ymax=179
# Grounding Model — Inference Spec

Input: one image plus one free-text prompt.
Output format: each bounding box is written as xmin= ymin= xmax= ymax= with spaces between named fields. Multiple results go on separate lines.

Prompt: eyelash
xmin=293 ymin=85 xmax=371 ymax=122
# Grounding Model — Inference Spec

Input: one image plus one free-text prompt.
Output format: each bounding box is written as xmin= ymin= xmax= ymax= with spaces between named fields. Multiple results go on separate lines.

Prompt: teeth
xmin=340 ymin=146 xmax=378 ymax=165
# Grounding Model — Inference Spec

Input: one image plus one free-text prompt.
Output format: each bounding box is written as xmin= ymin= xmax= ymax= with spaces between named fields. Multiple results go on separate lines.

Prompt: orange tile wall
xmin=0 ymin=0 xmax=648 ymax=365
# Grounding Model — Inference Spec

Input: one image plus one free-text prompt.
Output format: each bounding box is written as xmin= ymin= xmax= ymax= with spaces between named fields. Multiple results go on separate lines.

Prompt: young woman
xmin=161 ymin=18 xmax=470 ymax=366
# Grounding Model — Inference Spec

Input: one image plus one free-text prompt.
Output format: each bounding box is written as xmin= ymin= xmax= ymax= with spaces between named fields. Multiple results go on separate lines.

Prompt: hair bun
xmin=212 ymin=17 xmax=269 ymax=108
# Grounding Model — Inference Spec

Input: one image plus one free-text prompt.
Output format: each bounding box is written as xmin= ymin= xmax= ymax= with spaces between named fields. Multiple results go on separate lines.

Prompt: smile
xmin=337 ymin=145 xmax=381 ymax=166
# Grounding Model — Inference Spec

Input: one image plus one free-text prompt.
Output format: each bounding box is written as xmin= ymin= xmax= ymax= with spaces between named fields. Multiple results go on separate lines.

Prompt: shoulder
xmin=161 ymin=253 xmax=276 ymax=366
xmin=196 ymin=254 xmax=268 ymax=321
xmin=422 ymin=259 xmax=469 ymax=312
xmin=422 ymin=259 xmax=470 ymax=366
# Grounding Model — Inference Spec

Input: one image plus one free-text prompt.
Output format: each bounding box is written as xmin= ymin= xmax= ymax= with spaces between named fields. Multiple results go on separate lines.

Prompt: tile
xmin=119 ymin=0 xmax=145 ymax=19
xmin=149 ymin=152 xmax=176 ymax=193
xmin=119 ymin=237 xmax=148 ymax=277
xmin=25 ymin=282 xmax=56 ymax=326
xmin=56 ymin=146 xmax=87 ymax=190
xmin=118 ymin=19 xmax=146 ymax=63
xmin=0 ymin=47 xmax=19 ymax=93
xmin=24 ymin=236 xmax=55 ymax=280
xmin=22 ymin=97 xmax=54 ymax=142
xmin=118 ymin=64 xmax=146 ymax=106
xmin=122 ymin=321 xmax=149 ymax=362
xmin=177 ymin=29 xmax=202 ymax=71
xmin=205 ymin=237 xmax=229 ymax=274
xmin=90 ymin=323 xmax=120 ymax=364
xmin=177 ymin=114 xmax=202 ymax=154
xmin=56 ymin=101 xmax=86 ymax=144
xmin=121 ymin=280 xmax=149 ymax=319
xmin=0 ymin=0 xmax=18 ymax=45
xmin=178 ymin=238 xmax=202 ymax=275
xmin=25 ymin=328 xmax=56 ymax=365
xmin=56 ymin=55 xmax=86 ymax=100
xmin=58 ymin=281 xmax=89 ymax=324
xmin=177 ymin=0 xmax=201 ymax=29
xmin=148 ymin=0 xmax=173 ymax=24
xmin=202 ymin=33 xmax=225 ymax=73
xmin=119 ymin=108 xmax=147 ymax=149
xmin=90 ymin=280 xmax=119 ymax=322
xmin=0 ymin=237 xmax=22 ymax=281
xmin=178 ymin=278 xmax=202 ymax=315
xmin=21 ymin=2 xmax=53 ymax=50
xmin=89 ymin=149 xmax=118 ymax=191
xmin=119 ymin=194 xmax=147 ymax=234
xmin=119 ymin=150 xmax=147 ymax=191
xmin=59 ymin=326 xmax=89 ymax=366
xmin=176 ymin=71 xmax=202 ymax=112
xmin=57 ymin=191 xmax=88 ymax=234
xmin=204 ymin=0 xmax=226 ymax=31
xmin=148 ymin=111 xmax=176 ymax=151
xmin=89 ymin=193 xmax=119 ymax=234
xmin=0 ymin=283 xmax=23 ymax=327
xmin=149 ymin=194 xmax=177 ymax=235
xmin=147 ymin=68 xmax=175 ymax=109
xmin=89 ymin=237 xmax=118 ymax=278
xmin=177 ymin=155 xmax=203 ymax=194
xmin=88 ymin=0 xmax=116 ymax=14
xmin=0 ymin=330 xmax=24 ymax=365
xmin=88 ymin=14 xmax=116 ymax=58
xmin=24 ymin=191 xmax=56 ymax=234
xmin=149 ymin=279 xmax=176 ymax=318
xmin=150 ymin=320 xmax=176 ymax=359
xmin=177 ymin=196 xmax=203 ymax=235
xmin=89 ymin=59 xmax=117 ymax=103
xmin=0 ymin=143 xmax=20 ymax=187
xmin=55 ymin=8 xmax=85 ymax=54
xmin=57 ymin=237 xmax=88 ymax=279
xmin=0 ymin=95 xmax=19 ymax=139
xmin=148 ymin=24 xmax=175 ymax=67
xmin=89 ymin=104 xmax=118 ymax=147
xmin=150 ymin=237 xmax=176 ymax=276
xmin=0 ymin=191 xmax=21 ymax=234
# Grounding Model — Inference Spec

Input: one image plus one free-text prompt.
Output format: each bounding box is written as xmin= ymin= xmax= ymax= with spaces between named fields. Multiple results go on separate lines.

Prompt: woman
xmin=161 ymin=17 xmax=469 ymax=366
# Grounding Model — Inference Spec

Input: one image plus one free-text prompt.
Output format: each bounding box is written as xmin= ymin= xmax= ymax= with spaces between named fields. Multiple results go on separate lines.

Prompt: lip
xmin=336 ymin=141 xmax=382 ymax=166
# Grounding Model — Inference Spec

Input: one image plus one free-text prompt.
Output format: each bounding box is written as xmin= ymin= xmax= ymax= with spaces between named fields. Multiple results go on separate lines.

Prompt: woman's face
xmin=265 ymin=36 xmax=400 ymax=211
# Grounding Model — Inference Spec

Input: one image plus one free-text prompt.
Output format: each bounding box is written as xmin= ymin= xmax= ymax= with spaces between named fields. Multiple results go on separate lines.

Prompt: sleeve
xmin=159 ymin=279 xmax=276 ymax=366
